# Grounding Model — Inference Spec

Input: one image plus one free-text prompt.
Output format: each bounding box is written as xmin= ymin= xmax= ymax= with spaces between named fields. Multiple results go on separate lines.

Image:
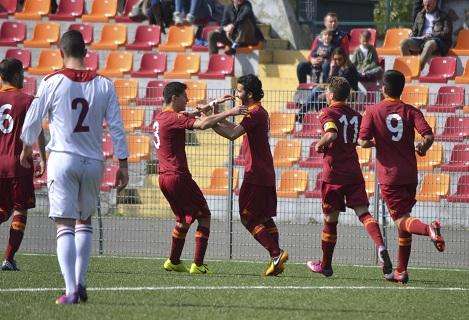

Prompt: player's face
xmin=235 ymin=83 xmax=249 ymax=105
xmin=325 ymin=88 xmax=333 ymax=104
xmin=423 ymin=0 xmax=437 ymax=12
xmin=324 ymin=16 xmax=338 ymax=30
xmin=173 ymin=91 xmax=188 ymax=111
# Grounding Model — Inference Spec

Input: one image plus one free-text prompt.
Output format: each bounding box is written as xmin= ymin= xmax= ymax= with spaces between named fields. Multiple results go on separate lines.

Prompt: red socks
xmin=4 ymin=214 xmax=27 ymax=262
xmin=194 ymin=226 xmax=210 ymax=266
xmin=263 ymin=218 xmax=279 ymax=247
xmin=398 ymin=217 xmax=430 ymax=236
xmin=249 ymin=224 xmax=280 ymax=258
xmin=170 ymin=225 xmax=189 ymax=264
xmin=359 ymin=212 xmax=384 ymax=248
xmin=321 ymin=220 xmax=338 ymax=269
xmin=397 ymin=229 xmax=412 ymax=273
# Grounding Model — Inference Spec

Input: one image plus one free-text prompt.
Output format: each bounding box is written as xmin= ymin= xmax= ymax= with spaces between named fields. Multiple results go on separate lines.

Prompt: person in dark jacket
xmin=208 ymin=0 xmax=264 ymax=55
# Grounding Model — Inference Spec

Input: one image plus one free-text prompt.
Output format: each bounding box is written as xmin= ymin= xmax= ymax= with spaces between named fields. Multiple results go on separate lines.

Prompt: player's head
xmin=324 ymin=12 xmax=338 ymax=31
xmin=59 ymin=30 xmax=87 ymax=60
xmin=236 ymin=74 xmax=264 ymax=105
xmin=0 ymin=58 xmax=24 ymax=89
xmin=163 ymin=82 xmax=188 ymax=111
xmin=326 ymin=76 xmax=350 ymax=103
xmin=382 ymin=70 xmax=405 ymax=99
xmin=423 ymin=0 xmax=437 ymax=12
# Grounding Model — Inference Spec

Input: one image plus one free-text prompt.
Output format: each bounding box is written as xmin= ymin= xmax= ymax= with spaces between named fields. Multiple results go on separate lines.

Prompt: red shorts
xmin=159 ymin=174 xmax=210 ymax=224
xmin=380 ymin=183 xmax=417 ymax=221
xmin=0 ymin=175 xmax=35 ymax=213
xmin=321 ymin=181 xmax=369 ymax=214
xmin=239 ymin=182 xmax=277 ymax=220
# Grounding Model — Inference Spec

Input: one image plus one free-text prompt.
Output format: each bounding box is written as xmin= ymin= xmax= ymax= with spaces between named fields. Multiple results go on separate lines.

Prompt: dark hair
xmin=0 ymin=58 xmax=23 ymax=85
xmin=360 ymin=30 xmax=372 ymax=41
xmin=383 ymin=70 xmax=405 ymax=98
xmin=332 ymin=47 xmax=351 ymax=67
xmin=163 ymin=82 xmax=187 ymax=105
xmin=320 ymin=29 xmax=334 ymax=37
xmin=328 ymin=76 xmax=350 ymax=101
xmin=237 ymin=74 xmax=264 ymax=101
xmin=325 ymin=12 xmax=338 ymax=19
xmin=60 ymin=30 xmax=86 ymax=58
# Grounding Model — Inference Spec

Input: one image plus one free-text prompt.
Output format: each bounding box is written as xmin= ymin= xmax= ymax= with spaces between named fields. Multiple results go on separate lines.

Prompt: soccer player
xmin=211 ymin=74 xmax=289 ymax=276
xmin=305 ymin=76 xmax=392 ymax=278
xmin=157 ymin=82 xmax=247 ymax=275
xmin=0 ymin=58 xmax=46 ymax=271
xmin=358 ymin=70 xmax=445 ymax=284
xmin=20 ymin=30 xmax=129 ymax=304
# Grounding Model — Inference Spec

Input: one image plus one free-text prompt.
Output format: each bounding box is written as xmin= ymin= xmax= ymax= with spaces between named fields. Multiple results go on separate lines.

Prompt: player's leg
xmin=190 ymin=215 xmax=211 ymax=274
xmin=395 ymin=214 xmax=445 ymax=252
xmin=164 ymin=220 xmax=191 ymax=272
xmin=2 ymin=210 xmax=27 ymax=271
xmin=263 ymin=218 xmax=279 ymax=247
xmin=75 ymin=217 xmax=92 ymax=302
xmin=0 ymin=180 xmax=15 ymax=270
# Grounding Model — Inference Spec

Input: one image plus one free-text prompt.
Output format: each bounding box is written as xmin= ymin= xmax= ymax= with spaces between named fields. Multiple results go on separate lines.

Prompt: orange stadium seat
xmin=203 ymin=168 xmax=239 ymax=196
xmin=159 ymin=25 xmax=194 ymax=52
xmin=449 ymin=29 xmax=469 ymax=56
xmin=121 ymin=108 xmax=145 ymax=132
xmin=5 ymin=48 xmax=31 ymax=69
xmin=28 ymin=49 xmax=63 ymax=75
xmin=455 ymin=60 xmax=469 ymax=84
xmin=416 ymin=173 xmax=450 ymax=202
xmin=357 ymin=146 xmax=371 ymax=166
xmin=90 ymin=24 xmax=127 ymax=50
xmin=164 ymin=53 xmax=200 ymax=79
xmin=185 ymin=80 xmax=206 ymax=106
xmin=114 ymin=79 xmax=138 ymax=106
xmin=0 ymin=0 xmax=17 ymax=18
xmin=273 ymin=139 xmax=301 ymax=168
xmin=98 ymin=51 xmax=133 ymax=78
xmin=416 ymin=142 xmax=443 ymax=171
xmin=15 ymin=0 xmax=50 ymax=20
xmin=376 ymin=28 xmax=411 ymax=55
xmin=304 ymin=172 xmax=322 ymax=198
xmin=363 ymin=172 xmax=375 ymax=197
xmin=393 ymin=56 xmax=420 ymax=82
xmin=69 ymin=23 xmax=93 ymax=45
xmin=401 ymin=84 xmax=429 ymax=108
xmin=270 ymin=112 xmax=295 ymax=137
xmin=0 ymin=21 xmax=26 ymax=46
xmin=277 ymin=170 xmax=308 ymax=198
xmin=82 ymin=0 xmax=117 ymax=22
xmin=49 ymin=0 xmax=84 ymax=21
xmin=415 ymin=115 xmax=436 ymax=141
xmin=23 ymin=22 xmax=60 ymax=48
xmin=127 ymin=134 xmax=151 ymax=163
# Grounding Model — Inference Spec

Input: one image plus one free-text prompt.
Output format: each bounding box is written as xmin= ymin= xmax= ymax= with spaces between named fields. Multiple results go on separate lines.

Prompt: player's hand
xmin=35 ymin=159 xmax=46 ymax=178
xmin=315 ymin=142 xmax=326 ymax=153
xmin=116 ymin=167 xmax=129 ymax=193
xmin=217 ymin=94 xmax=235 ymax=104
xmin=195 ymin=104 xmax=212 ymax=115
xmin=415 ymin=143 xmax=426 ymax=157
xmin=229 ymin=104 xmax=248 ymax=116
xmin=20 ymin=146 xmax=33 ymax=169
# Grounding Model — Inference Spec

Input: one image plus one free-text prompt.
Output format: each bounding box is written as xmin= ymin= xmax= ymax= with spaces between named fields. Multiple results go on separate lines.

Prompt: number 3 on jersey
xmin=338 ymin=114 xmax=358 ymax=143
xmin=0 ymin=104 xmax=14 ymax=134
xmin=386 ymin=114 xmax=403 ymax=141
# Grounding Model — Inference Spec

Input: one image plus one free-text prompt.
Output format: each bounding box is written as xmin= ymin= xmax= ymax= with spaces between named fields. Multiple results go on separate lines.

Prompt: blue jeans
xmin=174 ymin=0 xmax=201 ymax=16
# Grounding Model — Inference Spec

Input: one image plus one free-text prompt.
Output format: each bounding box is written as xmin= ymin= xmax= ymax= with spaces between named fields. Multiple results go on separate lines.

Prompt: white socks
xmin=56 ymin=226 xmax=76 ymax=295
xmin=75 ymin=224 xmax=93 ymax=287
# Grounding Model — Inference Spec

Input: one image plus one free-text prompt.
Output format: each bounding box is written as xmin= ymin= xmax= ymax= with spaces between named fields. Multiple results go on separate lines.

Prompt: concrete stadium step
xmin=264 ymin=38 xmax=290 ymax=50
xmin=260 ymin=76 xmax=298 ymax=91
xmin=259 ymin=64 xmax=297 ymax=78
xmin=272 ymin=50 xmax=309 ymax=64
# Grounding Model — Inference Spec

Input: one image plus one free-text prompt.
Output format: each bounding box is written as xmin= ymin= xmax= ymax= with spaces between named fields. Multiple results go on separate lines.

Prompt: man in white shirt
xmin=20 ymin=30 xmax=129 ymax=304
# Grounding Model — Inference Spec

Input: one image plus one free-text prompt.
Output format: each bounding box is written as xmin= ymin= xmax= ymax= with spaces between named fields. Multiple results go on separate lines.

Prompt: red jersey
xmin=319 ymin=102 xmax=364 ymax=184
xmin=0 ymin=88 xmax=34 ymax=178
xmin=359 ymin=99 xmax=433 ymax=185
xmin=240 ymin=103 xmax=275 ymax=187
xmin=154 ymin=109 xmax=196 ymax=176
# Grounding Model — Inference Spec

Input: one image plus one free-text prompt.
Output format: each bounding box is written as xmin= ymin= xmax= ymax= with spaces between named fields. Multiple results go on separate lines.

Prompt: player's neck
xmin=63 ymin=58 xmax=87 ymax=71
xmin=329 ymin=100 xmax=346 ymax=107
xmin=0 ymin=82 xmax=17 ymax=91
xmin=383 ymin=93 xmax=401 ymax=102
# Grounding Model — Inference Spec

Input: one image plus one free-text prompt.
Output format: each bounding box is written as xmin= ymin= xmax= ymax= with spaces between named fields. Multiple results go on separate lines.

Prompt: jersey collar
xmin=329 ymin=101 xmax=347 ymax=108
xmin=248 ymin=102 xmax=261 ymax=111
xmin=0 ymin=84 xmax=18 ymax=92
xmin=384 ymin=97 xmax=402 ymax=103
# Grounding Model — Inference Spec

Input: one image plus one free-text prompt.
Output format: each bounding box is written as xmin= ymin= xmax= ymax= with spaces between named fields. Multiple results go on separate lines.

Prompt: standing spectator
xmin=401 ymin=0 xmax=452 ymax=71
xmin=208 ymin=0 xmax=264 ymax=55
xmin=309 ymin=29 xmax=336 ymax=83
xmin=351 ymin=30 xmax=383 ymax=82
xmin=297 ymin=12 xmax=349 ymax=84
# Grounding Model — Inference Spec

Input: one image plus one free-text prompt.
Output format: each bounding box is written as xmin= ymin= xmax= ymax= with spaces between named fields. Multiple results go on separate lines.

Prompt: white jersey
xmin=21 ymin=68 xmax=128 ymax=161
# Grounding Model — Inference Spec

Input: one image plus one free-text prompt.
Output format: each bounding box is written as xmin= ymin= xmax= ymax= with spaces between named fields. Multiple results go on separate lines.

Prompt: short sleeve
xmin=319 ymin=109 xmax=337 ymax=133
xmin=412 ymin=107 xmax=433 ymax=137
xmin=358 ymin=107 xmax=374 ymax=140
xmin=173 ymin=113 xmax=196 ymax=130
xmin=240 ymin=111 xmax=258 ymax=133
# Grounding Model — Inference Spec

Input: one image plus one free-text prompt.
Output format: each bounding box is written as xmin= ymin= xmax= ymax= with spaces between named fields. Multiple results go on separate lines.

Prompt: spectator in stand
xmin=351 ymin=30 xmax=383 ymax=82
xmin=309 ymin=29 xmax=336 ymax=83
xmin=296 ymin=12 xmax=349 ymax=84
xmin=147 ymin=0 xmax=175 ymax=32
xmin=208 ymin=0 xmax=264 ymax=55
xmin=401 ymin=0 xmax=452 ymax=71
xmin=173 ymin=0 xmax=210 ymax=25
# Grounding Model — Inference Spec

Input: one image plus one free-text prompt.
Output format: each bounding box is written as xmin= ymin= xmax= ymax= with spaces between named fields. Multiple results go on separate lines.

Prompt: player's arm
xmin=413 ymin=108 xmax=434 ymax=157
xmin=357 ymin=108 xmax=375 ymax=148
xmin=212 ymin=119 xmax=246 ymax=141
xmin=415 ymin=134 xmax=434 ymax=157
xmin=35 ymin=129 xmax=47 ymax=177
xmin=315 ymin=121 xmax=338 ymax=153
xmin=184 ymin=95 xmax=236 ymax=118
xmin=357 ymin=138 xmax=375 ymax=148
xmin=192 ymin=104 xmax=247 ymax=130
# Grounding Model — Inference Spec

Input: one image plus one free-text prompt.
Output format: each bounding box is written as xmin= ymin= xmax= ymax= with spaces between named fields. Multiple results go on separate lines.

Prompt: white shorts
xmin=47 ymin=151 xmax=104 ymax=221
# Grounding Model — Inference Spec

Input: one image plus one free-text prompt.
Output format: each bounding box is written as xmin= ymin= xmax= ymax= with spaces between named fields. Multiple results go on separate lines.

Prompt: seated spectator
xmin=147 ymin=0 xmax=175 ymax=32
xmin=309 ymin=29 xmax=336 ymax=83
xmin=401 ymin=0 xmax=452 ymax=71
xmin=208 ymin=0 xmax=264 ymax=55
xmin=297 ymin=12 xmax=349 ymax=84
xmin=351 ymin=30 xmax=383 ymax=82
xmin=174 ymin=0 xmax=210 ymax=25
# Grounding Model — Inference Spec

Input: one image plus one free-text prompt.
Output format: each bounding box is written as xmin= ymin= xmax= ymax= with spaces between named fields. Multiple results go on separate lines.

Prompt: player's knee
xmin=324 ymin=211 xmax=339 ymax=223
xmin=353 ymin=206 xmax=369 ymax=217
xmin=55 ymin=217 xmax=76 ymax=229
xmin=394 ymin=214 xmax=410 ymax=229
xmin=76 ymin=216 xmax=92 ymax=226
xmin=197 ymin=216 xmax=211 ymax=229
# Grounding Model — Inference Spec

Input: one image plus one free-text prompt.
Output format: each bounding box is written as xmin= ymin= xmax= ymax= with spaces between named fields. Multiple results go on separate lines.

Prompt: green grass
xmin=1 ymin=254 xmax=468 ymax=320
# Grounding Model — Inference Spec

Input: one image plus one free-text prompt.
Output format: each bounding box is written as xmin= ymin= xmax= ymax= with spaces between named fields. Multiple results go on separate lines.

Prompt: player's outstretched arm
xmin=212 ymin=120 xmax=246 ymax=141
xmin=192 ymin=104 xmax=247 ymax=130
xmin=315 ymin=131 xmax=338 ymax=153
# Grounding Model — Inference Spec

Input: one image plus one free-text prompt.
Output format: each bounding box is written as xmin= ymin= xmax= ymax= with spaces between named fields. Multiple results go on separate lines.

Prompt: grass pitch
xmin=1 ymin=254 xmax=468 ymax=320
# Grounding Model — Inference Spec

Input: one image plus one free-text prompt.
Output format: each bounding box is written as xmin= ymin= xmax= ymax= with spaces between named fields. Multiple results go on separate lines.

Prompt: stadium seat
xmin=348 ymin=28 xmax=376 ymax=52
xmin=415 ymin=115 xmax=436 ymax=141
xmin=393 ymin=56 xmax=420 ymax=82
xmin=294 ymin=113 xmax=322 ymax=138
xmin=136 ymin=80 xmax=166 ymax=106
xmin=84 ymin=51 xmax=98 ymax=71
xmin=98 ymin=51 xmax=133 ymax=77
xmin=426 ymin=86 xmax=464 ymax=113
xmin=15 ymin=0 xmax=50 ymax=20
xmin=277 ymin=169 xmax=308 ymax=198
xmin=164 ymin=53 xmax=200 ymax=79
xmin=304 ymin=172 xmax=322 ymax=198
xmin=198 ymin=54 xmax=234 ymax=79
xmin=435 ymin=117 xmax=469 ymax=142
xmin=376 ymin=28 xmax=411 ymax=55
xmin=127 ymin=134 xmax=151 ymax=163
xmin=121 ymin=108 xmax=145 ymax=131
xmin=441 ymin=144 xmax=469 ymax=172
xmin=270 ymin=112 xmax=295 ymax=137
xmin=0 ymin=21 xmax=26 ymax=46
xmin=131 ymin=52 xmax=167 ymax=78
xmin=23 ymin=22 xmax=60 ymax=48
xmin=68 ymin=23 xmax=93 ymax=45
xmin=416 ymin=142 xmax=443 ymax=171
xmin=203 ymin=168 xmax=239 ymax=196
xmin=115 ymin=0 xmax=141 ymax=22
xmin=102 ymin=133 xmax=114 ymax=158
xmin=415 ymin=173 xmax=450 ymax=202
xmin=90 ymin=24 xmax=127 ymax=50
xmin=363 ymin=172 xmax=375 ymax=197
xmin=159 ymin=25 xmax=194 ymax=52
xmin=273 ymin=139 xmax=301 ymax=168
xmin=49 ymin=0 xmax=84 ymax=21
xmin=449 ymin=29 xmax=469 ymax=56
xmin=446 ymin=175 xmax=469 ymax=203
xmin=192 ymin=25 xmax=220 ymax=51
xmin=28 ymin=49 xmax=63 ymax=75
xmin=0 ymin=0 xmax=17 ymax=18
xmin=234 ymin=135 xmax=248 ymax=166
xmin=82 ymin=0 xmax=117 ymax=22
xmin=185 ymin=80 xmax=206 ymax=106
xmin=100 ymin=164 xmax=119 ymax=192
xmin=401 ymin=84 xmax=429 ymax=108
xmin=125 ymin=25 xmax=161 ymax=50
xmin=455 ymin=60 xmax=469 ymax=84
xmin=114 ymin=79 xmax=138 ymax=106
xmin=5 ymin=48 xmax=31 ymax=69
xmin=298 ymin=142 xmax=321 ymax=168
xmin=21 ymin=76 xmax=36 ymax=95
xmin=357 ymin=146 xmax=371 ymax=166
xmin=419 ymin=56 xmax=457 ymax=83
xmin=464 ymin=105 xmax=469 ymax=114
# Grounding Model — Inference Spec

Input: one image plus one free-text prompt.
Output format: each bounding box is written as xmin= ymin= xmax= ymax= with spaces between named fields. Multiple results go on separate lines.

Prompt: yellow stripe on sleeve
xmin=323 ymin=121 xmax=337 ymax=132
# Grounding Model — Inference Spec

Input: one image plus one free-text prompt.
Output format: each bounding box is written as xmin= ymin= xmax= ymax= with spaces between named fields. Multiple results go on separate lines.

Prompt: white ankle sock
xmin=57 ymin=226 xmax=77 ymax=295
xmin=75 ymin=224 xmax=93 ymax=286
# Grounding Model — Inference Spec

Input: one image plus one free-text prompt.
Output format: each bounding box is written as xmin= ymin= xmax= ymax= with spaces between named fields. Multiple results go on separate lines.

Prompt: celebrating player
xmin=211 ymin=74 xmax=289 ymax=276
xmin=305 ymin=76 xmax=392 ymax=278
xmin=20 ymin=30 xmax=129 ymax=304
xmin=0 ymin=58 xmax=46 ymax=271
xmin=358 ymin=70 xmax=445 ymax=284
xmin=157 ymin=82 xmax=247 ymax=275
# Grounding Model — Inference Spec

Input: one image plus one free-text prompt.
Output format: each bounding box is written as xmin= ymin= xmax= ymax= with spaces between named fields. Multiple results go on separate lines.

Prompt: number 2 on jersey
xmin=386 ymin=114 xmax=403 ymax=142
xmin=338 ymin=114 xmax=358 ymax=143
xmin=0 ymin=104 xmax=14 ymax=134
xmin=72 ymin=98 xmax=90 ymax=133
